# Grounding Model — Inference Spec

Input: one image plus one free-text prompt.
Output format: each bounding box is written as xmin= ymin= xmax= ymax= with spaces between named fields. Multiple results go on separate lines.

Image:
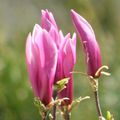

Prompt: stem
xmin=89 ymin=77 xmax=104 ymax=119
xmin=94 ymin=90 xmax=103 ymax=118
xmin=63 ymin=108 xmax=70 ymax=120
xmin=41 ymin=112 xmax=47 ymax=120
xmin=52 ymin=91 xmax=57 ymax=120
xmin=53 ymin=104 xmax=56 ymax=120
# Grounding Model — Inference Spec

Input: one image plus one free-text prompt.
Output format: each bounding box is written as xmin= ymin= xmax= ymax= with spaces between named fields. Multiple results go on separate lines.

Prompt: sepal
xmin=95 ymin=65 xmax=111 ymax=78
xmin=89 ymin=65 xmax=111 ymax=92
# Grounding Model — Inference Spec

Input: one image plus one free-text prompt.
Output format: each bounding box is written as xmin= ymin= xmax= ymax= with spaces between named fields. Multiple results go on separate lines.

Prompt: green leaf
xmin=71 ymin=96 xmax=90 ymax=111
xmin=107 ymin=111 xmax=114 ymax=120
xmin=34 ymin=97 xmax=46 ymax=112
xmin=54 ymin=78 xmax=70 ymax=92
xmin=48 ymin=113 xmax=53 ymax=120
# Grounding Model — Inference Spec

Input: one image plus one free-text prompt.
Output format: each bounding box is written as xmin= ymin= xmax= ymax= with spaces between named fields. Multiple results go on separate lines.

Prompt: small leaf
xmin=107 ymin=111 xmax=111 ymax=120
xmin=54 ymin=78 xmax=70 ymax=92
xmin=71 ymin=96 xmax=90 ymax=111
xmin=50 ymin=97 xmax=69 ymax=106
xmin=107 ymin=111 xmax=114 ymax=120
xmin=48 ymin=113 xmax=53 ymax=120
xmin=34 ymin=97 xmax=46 ymax=112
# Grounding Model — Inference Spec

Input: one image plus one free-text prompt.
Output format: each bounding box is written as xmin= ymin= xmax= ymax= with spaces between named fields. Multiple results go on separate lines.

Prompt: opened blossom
xmin=26 ymin=10 xmax=76 ymax=106
xmin=71 ymin=10 xmax=102 ymax=78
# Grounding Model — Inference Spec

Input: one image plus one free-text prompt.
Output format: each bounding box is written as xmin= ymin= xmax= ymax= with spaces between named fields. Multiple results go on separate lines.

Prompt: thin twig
xmin=41 ymin=112 xmax=47 ymax=120
xmin=63 ymin=108 xmax=70 ymax=120
xmin=52 ymin=91 xmax=57 ymax=120
xmin=94 ymin=91 xmax=103 ymax=118
xmin=53 ymin=104 xmax=56 ymax=120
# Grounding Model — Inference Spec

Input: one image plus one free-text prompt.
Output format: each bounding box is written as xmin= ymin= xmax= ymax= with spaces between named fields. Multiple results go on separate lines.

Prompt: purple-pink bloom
xmin=26 ymin=21 xmax=58 ymax=106
xmin=71 ymin=10 xmax=102 ymax=77
xmin=26 ymin=10 xmax=76 ymax=106
xmin=41 ymin=9 xmax=76 ymax=105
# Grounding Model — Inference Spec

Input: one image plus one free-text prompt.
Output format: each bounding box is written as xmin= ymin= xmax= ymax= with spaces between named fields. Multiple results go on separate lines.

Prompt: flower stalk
xmin=41 ymin=112 xmax=47 ymax=120
xmin=63 ymin=110 xmax=70 ymax=120
xmin=61 ymin=106 xmax=71 ymax=120
xmin=89 ymin=76 xmax=104 ymax=119
xmin=53 ymin=104 xmax=57 ymax=120
xmin=52 ymin=90 xmax=58 ymax=120
xmin=94 ymin=91 xmax=103 ymax=119
xmin=89 ymin=65 xmax=110 ymax=120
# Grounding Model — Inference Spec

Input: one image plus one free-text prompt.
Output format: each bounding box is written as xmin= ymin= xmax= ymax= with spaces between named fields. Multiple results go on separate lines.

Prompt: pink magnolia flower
xmin=26 ymin=22 xmax=58 ymax=106
xmin=71 ymin=9 xmax=102 ymax=78
xmin=41 ymin=9 xmax=76 ymax=105
xmin=26 ymin=10 xmax=76 ymax=106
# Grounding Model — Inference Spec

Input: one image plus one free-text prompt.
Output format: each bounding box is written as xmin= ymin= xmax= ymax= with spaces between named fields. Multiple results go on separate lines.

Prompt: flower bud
xmin=71 ymin=9 xmax=102 ymax=77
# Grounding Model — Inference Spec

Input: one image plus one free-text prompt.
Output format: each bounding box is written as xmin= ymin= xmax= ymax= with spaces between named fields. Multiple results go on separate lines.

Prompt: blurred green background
xmin=0 ymin=0 xmax=120 ymax=119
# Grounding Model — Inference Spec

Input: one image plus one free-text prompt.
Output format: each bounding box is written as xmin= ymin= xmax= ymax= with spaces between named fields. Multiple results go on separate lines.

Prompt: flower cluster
xmin=25 ymin=9 xmax=110 ymax=120
xmin=26 ymin=10 xmax=76 ymax=106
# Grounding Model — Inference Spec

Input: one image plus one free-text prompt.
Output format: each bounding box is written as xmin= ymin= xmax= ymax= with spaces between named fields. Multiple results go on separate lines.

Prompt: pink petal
xmin=58 ymin=33 xmax=76 ymax=105
xmin=25 ymin=32 xmax=39 ymax=97
xmin=34 ymin=28 xmax=58 ymax=105
xmin=41 ymin=9 xmax=58 ymax=31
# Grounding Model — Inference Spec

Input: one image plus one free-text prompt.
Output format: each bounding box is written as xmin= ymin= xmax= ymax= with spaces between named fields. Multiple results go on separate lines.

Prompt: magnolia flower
xmin=41 ymin=10 xmax=76 ymax=105
xmin=26 ymin=10 xmax=76 ymax=106
xmin=71 ymin=9 xmax=102 ymax=78
xmin=26 ymin=15 xmax=58 ymax=106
